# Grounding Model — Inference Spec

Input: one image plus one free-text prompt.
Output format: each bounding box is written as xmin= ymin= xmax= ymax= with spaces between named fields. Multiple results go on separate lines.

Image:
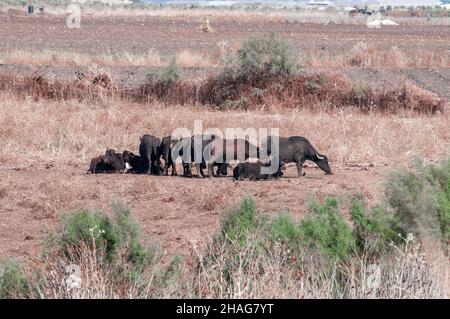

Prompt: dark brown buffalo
xmin=139 ymin=134 xmax=162 ymax=175
xmin=103 ymin=149 xmax=125 ymax=172
xmin=207 ymin=138 xmax=259 ymax=177
xmin=160 ymin=136 xmax=180 ymax=176
xmin=262 ymin=136 xmax=331 ymax=176
xmin=122 ymin=151 xmax=147 ymax=174
xmin=233 ymin=160 xmax=285 ymax=181
xmin=88 ymin=155 xmax=115 ymax=174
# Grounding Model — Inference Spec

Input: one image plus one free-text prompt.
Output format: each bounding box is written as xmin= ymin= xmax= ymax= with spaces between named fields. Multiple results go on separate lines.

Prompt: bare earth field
xmin=0 ymin=11 xmax=449 ymax=267
xmin=0 ymin=165 xmax=387 ymax=262
xmin=1 ymin=13 xmax=449 ymax=55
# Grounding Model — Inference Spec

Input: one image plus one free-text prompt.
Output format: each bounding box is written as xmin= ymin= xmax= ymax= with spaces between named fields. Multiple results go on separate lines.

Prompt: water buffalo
xmin=139 ymin=134 xmax=162 ymax=175
xmin=233 ymin=160 xmax=285 ymax=181
xmin=177 ymin=135 xmax=213 ymax=178
xmin=88 ymin=155 xmax=115 ymax=174
xmin=122 ymin=151 xmax=147 ymax=174
xmin=177 ymin=135 xmax=233 ymax=177
xmin=207 ymin=137 xmax=259 ymax=177
xmin=262 ymin=136 xmax=331 ymax=176
xmin=103 ymin=149 xmax=126 ymax=172
xmin=160 ymin=136 xmax=180 ymax=176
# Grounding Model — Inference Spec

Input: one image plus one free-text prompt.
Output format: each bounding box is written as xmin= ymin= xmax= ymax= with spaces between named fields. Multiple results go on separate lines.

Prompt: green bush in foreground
xmin=60 ymin=203 xmax=156 ymax=269
xmin=0 ymin=261 xmax=30 ymax=299
xmin=385 ymin=158 xmax=450 ymax=250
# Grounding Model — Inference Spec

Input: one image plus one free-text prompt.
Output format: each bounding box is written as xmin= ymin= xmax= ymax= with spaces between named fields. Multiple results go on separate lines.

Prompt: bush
xmin=270 ymin=213 xmax=300 ymax=248
xmin=235 ymin=34 xmax=299 ymax=79
xmin=219 ymin=197 xmax=264 ymax=246
xmin=298 ymin=198 xmax=356 ymax=262
xmin=350 ymin=200 xmax=403 ymax=253
xmin=62 ymin=210 xmax=118 ymax=261
xmin=385 ymin=158 xmax=450 ymax=250
xmin=60 ymin=203 xmax=156 ymax=268
xmin=147 ymin=59 xmax=181 ymax=86
xmin=0 ymin=261 xmax=31 ymax=299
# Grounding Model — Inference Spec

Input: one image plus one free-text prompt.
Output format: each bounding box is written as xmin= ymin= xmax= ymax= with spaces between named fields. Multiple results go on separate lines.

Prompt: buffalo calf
xmin=88 ymin=155 xmax=115 ymax=174
xmin=122 ymin=150 xmax=147 ymax=174
xmin=103 ymin=149 xmax=126 ymax=172
xmin=233 ymin=161 xmax=284 ymax=181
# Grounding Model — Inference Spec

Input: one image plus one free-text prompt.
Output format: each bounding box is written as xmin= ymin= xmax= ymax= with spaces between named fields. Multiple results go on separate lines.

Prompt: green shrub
xmin=298 ymin=198 xmax=355 ymax=262
xmin=234 ymin=34 xmax=299 ymax=79
xmin=147 ymin=59 xmax=181 ymax=86
xmin=384 ymin=158 xmax=450 ymax=249
xmin=219 ymin=197 xmax=264 ymax=245
xmin=350 ymin=200 xmax=403 ymax=252
xmin=0 ymin=261 xmax=31 ymax=299
xmin=270 ymin=213 xmax=300 ymax=249
xmin=62 ymin=209 xmax=118 ymax=261
xmin=60 ymin=203 xmax=156 ymax=268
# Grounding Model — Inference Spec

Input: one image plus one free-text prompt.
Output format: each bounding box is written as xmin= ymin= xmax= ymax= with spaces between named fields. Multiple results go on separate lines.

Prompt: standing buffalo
xmin=262 ymin=136 xmax=331 ymax=176
xmin=178 ymin=135 xmax=237 ymax=177
xmin=139 ymin=134 xmax=162 ymax=175
xmin=103 ymin=149 xmax=126 ymax=173
xmin=122 ymin=151 xmax=147 ymax=174
xmin=160 ymin=136 xmax=180 ymax=176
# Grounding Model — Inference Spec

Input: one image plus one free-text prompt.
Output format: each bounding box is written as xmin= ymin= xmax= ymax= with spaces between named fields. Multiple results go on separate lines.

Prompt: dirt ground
xmin=0 ymin=163 xmax=388 ymax=262
xmin=1 ymin=13 xmax=449 ymax=55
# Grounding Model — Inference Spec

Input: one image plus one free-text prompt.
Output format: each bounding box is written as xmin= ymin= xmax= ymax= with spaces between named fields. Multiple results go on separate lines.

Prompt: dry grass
xmin=0 ymin=92 xmax=448 ymax=169
xmin=12 ymin=229 xmax=448 ymax=299
xmin=303 ymin=42 xmax=450 ymax=68
xmin=0 ymin=49 xmax=164 ymax=68
xmin=1 ymin=45 xmax=448 ymax=68
xmin=193 ymin=232 xmax=448 ymax=299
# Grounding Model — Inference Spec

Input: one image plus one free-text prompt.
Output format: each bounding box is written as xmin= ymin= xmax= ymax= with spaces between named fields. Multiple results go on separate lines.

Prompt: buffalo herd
xmin=88 ymin=134 xmax=332 ymax=181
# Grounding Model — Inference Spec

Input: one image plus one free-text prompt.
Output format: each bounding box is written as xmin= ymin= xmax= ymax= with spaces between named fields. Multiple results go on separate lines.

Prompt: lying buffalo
xmin=122 ymin=151 xmax=147 ymax=174
xmin=233 ymin=160 xmax=285 ymax=181
xmin=88 ymin=155 xmax=115 ymax=174
xmin=139 ymin=134 xmax=162 ymax=175
xmin=207 ymin=137 xmax=259 ymax=177
xmin=103 ymin=149 xmax=125 ymax=172
xmin=262 ymin=136 xmax=331 ymax=176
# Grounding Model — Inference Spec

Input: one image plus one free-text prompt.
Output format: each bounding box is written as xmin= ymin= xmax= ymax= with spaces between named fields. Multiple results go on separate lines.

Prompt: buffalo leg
xmin=171 ymin=162 xmax=178 ymax=176
xmin=183 ymin=162 xmax=192 ymax=177
xmin=195 ymin=163 xmax=206 ymax=178
xmin=296 ymin=160 xmax=305 ymax=177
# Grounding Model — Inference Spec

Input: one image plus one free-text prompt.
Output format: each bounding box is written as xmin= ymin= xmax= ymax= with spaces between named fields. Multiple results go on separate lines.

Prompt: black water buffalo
xmin=139 ymin=134 xmax=162 ymax=175
xmin=207 ymin=137 xmax=259 ymax=177
xmin=177 ymin=135 xmax=212 ymax=178
xmin=233 ymin=160 xmax=285 ymax=181
xmin=178 ymin=135 xmax=231 ymax=177
xmin=160 ymin=136 xmax=180 ymax=176
xmin=103 ymin=149 xmax=126 ymax=172
xmin=88 ymin=155 xmax=115 ymax=174
xmin=262 ymin=136 xmax=331 ymax=176
xmin=122 ymin=151 xmax=147 ymax=174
